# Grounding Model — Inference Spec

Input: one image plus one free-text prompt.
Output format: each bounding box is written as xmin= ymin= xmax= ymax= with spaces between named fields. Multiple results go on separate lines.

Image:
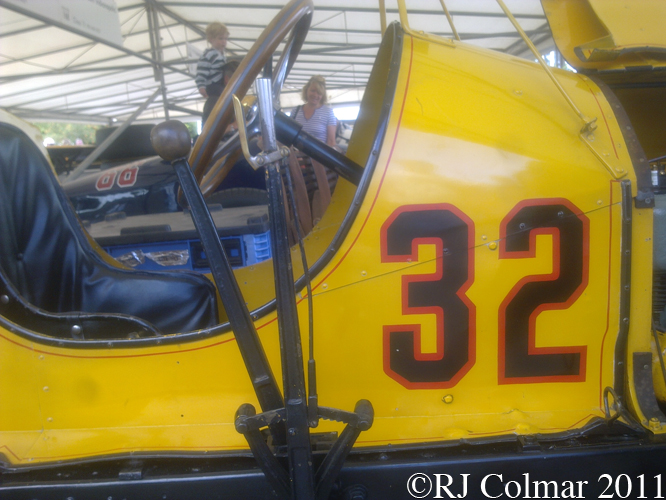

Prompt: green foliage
xmin=184 ymin=121 xmax=199 ymax=138
xmin=35 ymin=122 xmax=101 ymax=145
xmin=35 ymin=121 xmax=199 ymax=145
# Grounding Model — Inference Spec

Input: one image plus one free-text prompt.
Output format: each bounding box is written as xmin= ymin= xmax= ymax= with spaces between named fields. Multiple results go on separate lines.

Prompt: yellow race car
xmin=0 ymin=0 xmax=665 ymax=498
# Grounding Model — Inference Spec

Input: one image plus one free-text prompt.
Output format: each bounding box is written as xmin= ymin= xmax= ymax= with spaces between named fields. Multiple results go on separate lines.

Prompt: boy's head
xmin=206 ymin=22 xmax=229 ymax=52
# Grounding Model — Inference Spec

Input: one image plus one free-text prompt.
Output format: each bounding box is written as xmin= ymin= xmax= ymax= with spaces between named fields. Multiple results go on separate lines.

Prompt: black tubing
xmin=274 ymin=111 xmax=363 ymax=185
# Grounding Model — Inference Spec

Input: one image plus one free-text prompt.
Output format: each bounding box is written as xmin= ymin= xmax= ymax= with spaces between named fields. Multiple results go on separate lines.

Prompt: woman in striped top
xmin=292 ymin=76 xmax=338 ymax=148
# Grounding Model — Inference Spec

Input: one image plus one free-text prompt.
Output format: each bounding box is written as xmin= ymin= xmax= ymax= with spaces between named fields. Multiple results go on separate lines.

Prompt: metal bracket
xmin=232 ymin=94 xmax=289 ymax=170
xmin=235 ymin=400 xmax=374 ymax=500
xmin=633 ymin=352 xmax=666 ymax=430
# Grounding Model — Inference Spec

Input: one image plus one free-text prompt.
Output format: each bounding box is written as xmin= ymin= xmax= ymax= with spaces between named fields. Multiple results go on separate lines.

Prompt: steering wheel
xmin=189 ymin=0 xmax=313 ymax=198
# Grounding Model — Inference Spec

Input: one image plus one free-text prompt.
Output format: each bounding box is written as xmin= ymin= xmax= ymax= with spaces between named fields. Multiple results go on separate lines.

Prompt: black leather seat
xmin=0 ymin=123 xmax=218 ymax=336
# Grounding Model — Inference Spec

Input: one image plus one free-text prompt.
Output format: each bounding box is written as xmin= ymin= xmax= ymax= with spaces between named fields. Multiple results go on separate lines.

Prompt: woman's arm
xmin=326 ymin=124 xmax=337 ymax=149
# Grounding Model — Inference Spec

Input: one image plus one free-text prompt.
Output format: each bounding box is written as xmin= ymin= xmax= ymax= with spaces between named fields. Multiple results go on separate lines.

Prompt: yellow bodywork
xmin=541 ymin=0 xmax=666 ymax=71
xmin=0 ymin=3 xmax=664 ymax=466
xmin=542 ymin=0 xmax=666 ymax=162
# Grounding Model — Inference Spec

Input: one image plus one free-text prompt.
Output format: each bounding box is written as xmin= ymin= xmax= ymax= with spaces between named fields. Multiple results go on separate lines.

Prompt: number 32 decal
xmin=380 ymin=200 xmax=589 ymax=389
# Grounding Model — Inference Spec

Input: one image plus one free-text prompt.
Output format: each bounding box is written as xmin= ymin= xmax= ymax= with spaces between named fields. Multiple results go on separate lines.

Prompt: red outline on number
xmin=498 ymin=198 xmax=589 ymax=384
xmin=380 ymin=204 xmax=476 ymax=389
xmin=95 ymin=171 xmax=117 ymax=191
xmin=117 ymin=165 xmax=139 ymax=187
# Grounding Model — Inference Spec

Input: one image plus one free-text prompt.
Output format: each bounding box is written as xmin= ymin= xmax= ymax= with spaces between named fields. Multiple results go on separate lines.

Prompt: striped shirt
xmin=195 ymin=48 xmax=226 ymax=88
xmin=293 ymin=105 xmax=337 ymax=143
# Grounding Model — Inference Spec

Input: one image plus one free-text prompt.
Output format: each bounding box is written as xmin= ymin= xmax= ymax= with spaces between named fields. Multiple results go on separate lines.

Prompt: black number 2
xmin=498 ymin=199 xmax=589 ymax=384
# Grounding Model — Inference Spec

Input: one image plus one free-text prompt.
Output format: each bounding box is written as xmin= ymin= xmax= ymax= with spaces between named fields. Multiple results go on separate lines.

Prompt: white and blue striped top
xmin=293 ymin=105 xmax=337 ymax=143
xmin=195 ymin=48 xmax=226 ymax=88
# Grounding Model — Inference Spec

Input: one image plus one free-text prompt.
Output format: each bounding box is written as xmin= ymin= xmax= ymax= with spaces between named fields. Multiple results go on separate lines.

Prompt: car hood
xmin=541 ymin=0 xmax=666 ymax=76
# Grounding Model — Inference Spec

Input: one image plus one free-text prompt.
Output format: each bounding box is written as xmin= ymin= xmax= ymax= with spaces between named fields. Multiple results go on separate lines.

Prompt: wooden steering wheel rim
xmin=188 ymin=0 xmax=313 ymax=191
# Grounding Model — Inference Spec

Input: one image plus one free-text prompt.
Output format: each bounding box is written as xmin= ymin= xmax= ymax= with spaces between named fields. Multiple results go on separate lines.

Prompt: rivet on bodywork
xmin=71 ymin=325 xmax=82 ymax=336
xmin=488 ymin=242 xmax=498 ymax=251
xmin=442 ymin=394 xmax=454 ymax=404
xmin=43 ymin=386 xmax=49 ymax=392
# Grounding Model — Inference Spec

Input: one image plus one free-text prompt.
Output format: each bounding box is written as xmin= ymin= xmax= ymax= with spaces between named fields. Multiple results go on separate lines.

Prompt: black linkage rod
xmin=266 ymin=159 xmax=316 ymax=498
xmin=150 ymin=120 xmax=286 ymax=446
xmin=232 ymin=77 xmax=375 ymax=499
xmin=257 ymin=77 xmax=315 ymax=499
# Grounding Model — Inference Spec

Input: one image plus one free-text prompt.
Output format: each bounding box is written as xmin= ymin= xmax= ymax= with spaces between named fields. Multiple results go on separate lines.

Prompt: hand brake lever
xmin=232 ymin=94 xmax=288 ymax=170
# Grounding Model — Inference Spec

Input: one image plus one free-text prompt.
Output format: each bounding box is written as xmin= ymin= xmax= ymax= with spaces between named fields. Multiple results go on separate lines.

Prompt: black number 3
xmin=381 ymin=205 xmax=475 ymax=389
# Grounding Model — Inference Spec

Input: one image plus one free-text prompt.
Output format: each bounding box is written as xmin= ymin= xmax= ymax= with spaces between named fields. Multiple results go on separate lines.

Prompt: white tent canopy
xmin=0 ymin=0 xmax=553 ymax=126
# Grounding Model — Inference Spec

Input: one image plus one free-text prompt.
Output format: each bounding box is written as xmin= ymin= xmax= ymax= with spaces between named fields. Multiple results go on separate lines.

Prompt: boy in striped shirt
xmin=196 ymin=22 xmax=229 ymax=125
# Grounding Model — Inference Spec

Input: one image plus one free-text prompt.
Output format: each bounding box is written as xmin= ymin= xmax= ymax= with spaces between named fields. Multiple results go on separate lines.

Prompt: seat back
xmin=0 ymin=123 xmax=218 ymax=337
